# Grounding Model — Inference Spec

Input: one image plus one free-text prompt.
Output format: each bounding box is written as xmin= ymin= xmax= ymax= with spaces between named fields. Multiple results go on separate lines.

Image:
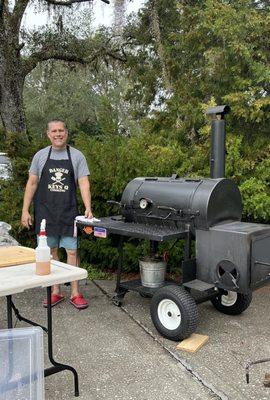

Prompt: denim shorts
xmin=37 ymin=236 xmax=78 ymax=250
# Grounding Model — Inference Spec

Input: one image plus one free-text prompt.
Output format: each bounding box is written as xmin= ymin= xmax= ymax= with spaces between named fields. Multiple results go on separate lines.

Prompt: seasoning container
xmin=35 ymin=219 xmax=51 ymax=275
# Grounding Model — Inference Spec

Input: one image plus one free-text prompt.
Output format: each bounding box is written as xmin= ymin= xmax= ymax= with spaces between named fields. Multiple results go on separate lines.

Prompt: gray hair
xmin=47 ymin=120 xmax=68 ymax=131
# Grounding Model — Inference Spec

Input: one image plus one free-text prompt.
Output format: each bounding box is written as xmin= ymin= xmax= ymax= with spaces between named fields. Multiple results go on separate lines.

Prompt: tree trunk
xmin=0 ymin=10 xmax=27 ymax=138
xmin=0 ymin=49 xmax=27 ymax=135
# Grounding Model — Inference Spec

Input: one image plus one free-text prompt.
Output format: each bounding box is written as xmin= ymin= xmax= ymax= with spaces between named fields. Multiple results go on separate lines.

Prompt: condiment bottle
xmin=35 ymin=219 xmax=51 ymax=275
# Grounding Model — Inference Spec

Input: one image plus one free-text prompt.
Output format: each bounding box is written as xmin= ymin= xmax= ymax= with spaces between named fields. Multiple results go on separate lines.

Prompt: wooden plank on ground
xmin=176 ymin=333 xmax=209 ymax=353
xmin=0 ymin=246 xmax=35 ymax=268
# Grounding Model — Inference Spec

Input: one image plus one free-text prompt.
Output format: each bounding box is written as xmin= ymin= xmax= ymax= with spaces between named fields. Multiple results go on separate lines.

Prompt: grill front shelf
xmin=77 ymin=216 xmax=188 ymax=241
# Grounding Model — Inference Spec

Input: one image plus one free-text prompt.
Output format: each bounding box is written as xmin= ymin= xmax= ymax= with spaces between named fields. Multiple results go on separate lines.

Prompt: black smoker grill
xmin=77 ymin=105 xmax=270 ymax=341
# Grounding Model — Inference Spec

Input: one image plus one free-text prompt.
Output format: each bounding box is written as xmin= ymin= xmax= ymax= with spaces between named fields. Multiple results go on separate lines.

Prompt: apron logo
xmin=48 ymin=168 xmax=69 ymax=192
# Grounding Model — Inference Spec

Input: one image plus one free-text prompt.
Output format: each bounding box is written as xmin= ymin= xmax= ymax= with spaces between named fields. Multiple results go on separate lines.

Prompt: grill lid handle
xmin=157 ymin=206 xmax=200 ymax=219
xmin=157 ymin=205 xmax=177 ymax=212
xmin=107 ymin=200 xmax=122 ymax=208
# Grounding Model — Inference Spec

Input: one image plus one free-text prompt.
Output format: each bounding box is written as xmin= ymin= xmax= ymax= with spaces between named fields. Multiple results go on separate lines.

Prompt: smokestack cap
xmin=206 ymin=105 xmax=231 ymax=117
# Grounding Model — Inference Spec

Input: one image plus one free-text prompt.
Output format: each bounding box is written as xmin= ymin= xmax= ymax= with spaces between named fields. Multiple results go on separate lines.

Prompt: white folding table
xmin=0 ymin=260 xmax=87 ymax=397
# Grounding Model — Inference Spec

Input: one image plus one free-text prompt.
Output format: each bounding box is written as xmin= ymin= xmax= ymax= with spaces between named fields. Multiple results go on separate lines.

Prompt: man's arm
xmin=78 ymin=176 xmax=93 ymax=218
xmin=21 ymin=173 xmax=39 ymax=229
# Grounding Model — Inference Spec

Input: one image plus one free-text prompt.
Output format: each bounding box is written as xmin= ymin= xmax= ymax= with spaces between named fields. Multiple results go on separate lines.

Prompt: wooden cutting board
xmin=0 ymin=246 xmax=35 ymax=268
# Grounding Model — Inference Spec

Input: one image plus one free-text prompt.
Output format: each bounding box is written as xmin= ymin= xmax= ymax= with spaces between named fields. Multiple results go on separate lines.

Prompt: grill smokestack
xmin=206 ymin=105 xmax=231 ymax=178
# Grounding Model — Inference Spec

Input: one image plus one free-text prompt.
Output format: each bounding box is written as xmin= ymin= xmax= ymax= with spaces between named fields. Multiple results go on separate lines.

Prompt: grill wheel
xmin=150 ymin=285 xmax=198 ymax=341
xmin=211 ymin=291 xmax=252 ymax=315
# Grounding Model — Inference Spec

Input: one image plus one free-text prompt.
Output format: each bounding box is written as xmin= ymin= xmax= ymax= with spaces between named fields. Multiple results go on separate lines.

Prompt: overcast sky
xmin=22 ymin=0 xmax=146 ymax=29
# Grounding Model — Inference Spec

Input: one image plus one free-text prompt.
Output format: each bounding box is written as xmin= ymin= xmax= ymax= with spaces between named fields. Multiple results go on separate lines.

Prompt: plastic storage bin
xmin=0 ymin=327 xmax=44 ymax=400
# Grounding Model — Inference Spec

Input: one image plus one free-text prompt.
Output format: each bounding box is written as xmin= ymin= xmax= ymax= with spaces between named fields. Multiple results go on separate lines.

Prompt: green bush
xmin=0 ymin=128 xmax=269 ymax=273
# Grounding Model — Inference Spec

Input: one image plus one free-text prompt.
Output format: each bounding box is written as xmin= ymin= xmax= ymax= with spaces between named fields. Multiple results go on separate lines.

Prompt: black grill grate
xmin=77 ymin=216 xmax=188 ymax=241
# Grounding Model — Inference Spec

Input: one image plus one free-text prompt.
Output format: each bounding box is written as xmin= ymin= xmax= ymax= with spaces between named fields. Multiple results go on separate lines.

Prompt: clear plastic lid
xmin=0 ymin=327 xmax=44 ymax=400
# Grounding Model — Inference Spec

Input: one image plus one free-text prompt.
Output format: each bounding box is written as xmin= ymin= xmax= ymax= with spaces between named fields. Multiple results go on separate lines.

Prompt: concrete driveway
xmin=0 ymin=279 xmax=270 ymax=400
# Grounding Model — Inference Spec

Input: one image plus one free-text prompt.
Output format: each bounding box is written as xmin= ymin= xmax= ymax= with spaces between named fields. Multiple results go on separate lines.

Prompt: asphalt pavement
xmin=0 ymin=279 xmax=270 ymax=400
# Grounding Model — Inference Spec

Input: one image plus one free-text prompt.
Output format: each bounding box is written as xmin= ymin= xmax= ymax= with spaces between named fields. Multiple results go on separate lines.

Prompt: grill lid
xmin=120 ymin=177 xmax=242 ymax=229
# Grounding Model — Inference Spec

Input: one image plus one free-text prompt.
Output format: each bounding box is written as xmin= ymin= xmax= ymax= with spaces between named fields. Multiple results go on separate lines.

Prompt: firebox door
xmin=196 ymin=221 xmax=270 ymax=294
xmin=251 ymin=233 xmax=270 ymax=289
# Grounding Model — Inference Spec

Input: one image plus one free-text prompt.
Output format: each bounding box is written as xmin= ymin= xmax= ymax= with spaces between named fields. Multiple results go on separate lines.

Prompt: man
xmin=21 ymin=120 xmax=92 ymax=309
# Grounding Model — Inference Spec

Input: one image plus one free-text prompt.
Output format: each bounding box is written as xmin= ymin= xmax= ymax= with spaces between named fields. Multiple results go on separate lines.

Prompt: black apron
xmin=34 ymin=146 xmax=78 ymax=236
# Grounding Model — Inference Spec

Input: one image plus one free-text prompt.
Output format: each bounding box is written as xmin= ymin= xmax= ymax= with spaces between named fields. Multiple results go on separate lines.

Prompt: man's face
xmin=47 ymin=122 xmax=68 ymax=149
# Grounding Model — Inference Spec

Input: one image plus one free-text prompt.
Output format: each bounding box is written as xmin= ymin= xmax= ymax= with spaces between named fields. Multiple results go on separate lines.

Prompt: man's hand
xmin=78 ymin=176 xmax=93 ymax=219
xmin=21 ymin=210 xmax=33 ymax=229
xmin=84 ymin=208 xmax=93 ymax=219
xmin=21 ymin=173 xmax=38 ymax=230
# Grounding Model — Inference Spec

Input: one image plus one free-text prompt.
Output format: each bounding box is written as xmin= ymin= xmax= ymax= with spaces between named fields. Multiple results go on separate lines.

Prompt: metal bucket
xmin=139 ymin=257 xmax=167 ymax=288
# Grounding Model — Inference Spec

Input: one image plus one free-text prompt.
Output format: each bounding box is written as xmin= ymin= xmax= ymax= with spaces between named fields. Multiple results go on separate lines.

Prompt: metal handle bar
xmin=145 ymin=211 xmax=171 ymax=220
xmin=107 ymin=200 xmax=122 ymax=207
xmin=157 ymin=206 xmax=177 ymax=212
xmin=157 ymin=206 xmax=200 ymax=218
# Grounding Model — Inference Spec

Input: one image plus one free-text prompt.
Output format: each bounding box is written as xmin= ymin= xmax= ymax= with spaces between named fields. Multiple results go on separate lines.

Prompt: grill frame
xmin=76 ymin=105 xmax=270 ymax=344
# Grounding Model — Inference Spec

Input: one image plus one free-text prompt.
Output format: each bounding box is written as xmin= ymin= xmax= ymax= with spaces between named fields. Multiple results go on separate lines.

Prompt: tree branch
xmin=45 ymin=0 xmax=109 ymax=6
xmin=22 ymin=42 xmax=126 ymax=76
xmin=11 ymin=0 xmax=30 ymax=31
xmin=22 ymin=50 xmax=86 ymax=76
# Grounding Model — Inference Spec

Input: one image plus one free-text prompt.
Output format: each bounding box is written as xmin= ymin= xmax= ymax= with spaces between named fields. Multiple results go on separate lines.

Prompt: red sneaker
xmin=42 ymin=293 xmax=65 ymax=308
xmin=69 ymin=294 xmax=88 ymax=310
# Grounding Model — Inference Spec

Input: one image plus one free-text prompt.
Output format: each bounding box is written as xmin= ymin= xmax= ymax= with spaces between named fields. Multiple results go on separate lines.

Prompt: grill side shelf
xmin=76 ymin=217 xmax=188 ymax=241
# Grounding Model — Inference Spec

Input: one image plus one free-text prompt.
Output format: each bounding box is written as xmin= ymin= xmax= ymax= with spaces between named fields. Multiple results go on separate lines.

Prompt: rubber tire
xmin=211 ymin=291 xmax=252 ymax=315
xmin=139 ymin=292 xmax=152 ymax=298
xmin=150 ymin=285 xmax=198 ymax=341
